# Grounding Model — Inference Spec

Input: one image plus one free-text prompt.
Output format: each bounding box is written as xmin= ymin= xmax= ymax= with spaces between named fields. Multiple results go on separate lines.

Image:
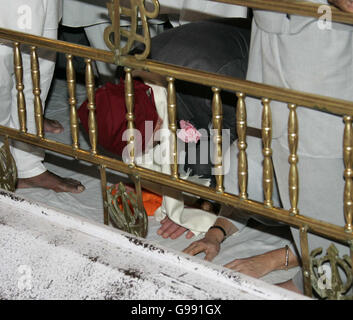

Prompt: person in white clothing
xmin=0 ymin=0 xmax=85 ymax=193
xmin=169 ymin=0 xmax=248 ymax=26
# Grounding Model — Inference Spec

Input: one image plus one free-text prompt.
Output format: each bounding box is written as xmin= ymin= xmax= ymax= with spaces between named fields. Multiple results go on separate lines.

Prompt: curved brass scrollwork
xmin=0 ymin=137 xmax=17 ymax=192
xmin=310 ymin=244 xmax=352 ymax=300
xmin=105 ymin=0 xmax=160 ymax=61
xmin=107 ymin=182 xmax=148 ymax=238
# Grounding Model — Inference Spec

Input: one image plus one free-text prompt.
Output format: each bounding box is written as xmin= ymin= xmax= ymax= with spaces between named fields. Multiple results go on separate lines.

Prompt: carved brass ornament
xmin=107 ymin=182 xmax=148 ymax=238
xmin=105 ymin=0 xmax=160 ymax=61
xmin=310 ymin=244 xmax=352 ymax=300
xmin=0 ymin=138 xmax=17 ymax=192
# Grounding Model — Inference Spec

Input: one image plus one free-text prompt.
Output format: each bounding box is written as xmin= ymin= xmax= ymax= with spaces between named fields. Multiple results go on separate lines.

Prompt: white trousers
xmin=0 ymin=0 xmax=61 ymax=178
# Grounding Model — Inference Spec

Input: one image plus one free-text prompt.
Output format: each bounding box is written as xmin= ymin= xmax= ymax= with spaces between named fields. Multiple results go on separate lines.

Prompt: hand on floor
xmin=157 ymin=216 xmax=195 ymax=240
xmin=224 ymin=254 xmax=275 ymax=279
xmin=182 ymin=236 xmax=220 ymax=262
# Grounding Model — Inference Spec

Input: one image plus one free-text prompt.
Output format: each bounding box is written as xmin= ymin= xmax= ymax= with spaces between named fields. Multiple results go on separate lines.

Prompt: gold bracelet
xmin=284 ymin=245 xmax=289 ymax=271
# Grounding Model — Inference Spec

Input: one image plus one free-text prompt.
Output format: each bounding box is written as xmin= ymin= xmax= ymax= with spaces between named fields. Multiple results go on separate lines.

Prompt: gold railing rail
xmin=120 ymin=55 xmax=353 ymax=117
xmin=2 ymin=27 xmax=353 ymax=117
xmin=0 ymin=28 xmax=115 ymax=64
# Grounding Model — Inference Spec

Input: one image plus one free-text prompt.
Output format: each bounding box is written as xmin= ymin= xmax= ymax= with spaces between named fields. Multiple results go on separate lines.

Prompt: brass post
xmin=113 ymin=0 xmax=121 ymax=52
xmin=212 ymin=87 xmax=224 ymax=193
xmin=30 ymin=46 xmax=43 ymax=138
xmin=343 ymin=115 xmax=353 ymax=233
xmin=261 ymin=98 xmax=273 ymax=208
xmin=236 ymin=92 xmax=248 ymax=200
xmin=66 ymin=54 xmax=79 ymax=150
xmin=124 ymin=67 xmax=136 ymax=166
xmin=288 ymin=103 xmax=299 ymax=216
xmin=13 ymin=42 xmax=26 ymax=133
xmin=300 ymin=225 xmax=313 ymax=297
xmin=85 ymin=58 xmax=98 ymax=155
xmin=167 ymin=76 xmax=178 ymax=179
xmin=130 ymin=173 xmax=146 ymax=224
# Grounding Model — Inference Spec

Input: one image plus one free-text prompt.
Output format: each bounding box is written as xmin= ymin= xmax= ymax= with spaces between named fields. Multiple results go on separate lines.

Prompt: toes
xmin=59 ymin=178 xmax=85 ymax=194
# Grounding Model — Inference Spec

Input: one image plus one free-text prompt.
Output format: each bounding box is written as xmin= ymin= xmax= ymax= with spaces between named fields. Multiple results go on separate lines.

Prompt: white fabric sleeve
xmin=136 ymin=83 xmax=218 ymax=236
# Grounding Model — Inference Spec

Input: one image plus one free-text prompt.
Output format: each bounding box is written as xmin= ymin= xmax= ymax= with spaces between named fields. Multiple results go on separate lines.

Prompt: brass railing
xmin=0 ymin=0 xmax=352 ymax=299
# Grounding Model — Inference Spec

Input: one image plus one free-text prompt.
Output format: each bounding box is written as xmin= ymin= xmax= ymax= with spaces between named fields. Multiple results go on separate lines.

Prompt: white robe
xmin=244 ymin=2 xmax=353 ymax=260
xmin=0 ymin=0 xmax=62 ymax=178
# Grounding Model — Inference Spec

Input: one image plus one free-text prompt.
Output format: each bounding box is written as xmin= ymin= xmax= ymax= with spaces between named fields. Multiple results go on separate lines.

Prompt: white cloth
xmin=62 ymin=0 xmax=169 ymax=27
xmin=0 ymin=0 xmax=62 ymax=178
xmin=135 ymin=83 xmax=218 ymax=236
xmin=62 ymin=0 xmax=111 ymax=27
xmin=244 ymin=2 xmax=352 ymax=260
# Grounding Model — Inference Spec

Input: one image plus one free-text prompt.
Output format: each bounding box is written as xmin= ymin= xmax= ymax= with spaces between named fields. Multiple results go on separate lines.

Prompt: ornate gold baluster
xmin=288 ymin=103 xmax=299 ymax=216
xmin=85 ymin=58 xmax=98 ymax=155
xmin=30 ymin=46 xmax=43 ymax=138
xmin=124 ymin=67 xmax=136 ymax=166
xmin=343 ymin=115 xmax=353 ymax=233
xmin=167 ymin=76 xmax=178 ymax=179
xmin=236 ymin=92 xmax=248 ymax=200
xmin=261 ymin=98 xmax=273 ymax=207
xmin=66 ymin=54 xmax=79 ymax=150
xmin=300 ymin=225 xmax=313 ymax=297
xmin=212 ymin=87 xmax=224 ymax=193
xmin=13 ymin=43 xmax=26 ymax=133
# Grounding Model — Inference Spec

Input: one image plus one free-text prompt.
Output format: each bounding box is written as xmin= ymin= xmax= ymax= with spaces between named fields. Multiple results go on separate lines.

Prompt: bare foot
xmin=17 ymin=171 xmax=85 ymax=194
xmin=44 ymin=118 xmax=64 ymax=134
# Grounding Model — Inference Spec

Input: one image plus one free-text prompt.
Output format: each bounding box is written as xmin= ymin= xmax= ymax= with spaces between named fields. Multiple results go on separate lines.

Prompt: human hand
xmin=224 ymin=246 xmax=299 ymax=279
xmin=182 ymin=238 xmax=220 ymax=261
xmin=224 ymin=254 xmax=275 ymax=279
xmin=328 ymin=0 xmax=353 ymax=13
xmin=157 ymin=216 xmax=195 ymax=240
xmin=182 ymin=228 xmax=224 ymax=261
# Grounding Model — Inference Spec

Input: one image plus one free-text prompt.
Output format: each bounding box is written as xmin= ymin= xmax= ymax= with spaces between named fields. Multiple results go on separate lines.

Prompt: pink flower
xmin=177 ymin=120 xmax=202 ymax=143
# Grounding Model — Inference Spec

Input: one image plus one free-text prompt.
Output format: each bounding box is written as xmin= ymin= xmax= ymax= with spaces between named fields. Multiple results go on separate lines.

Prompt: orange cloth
xmin=141 ymin=191 xmax=163 ymax=216
xmin=110 ymin=185 xmax=162 ymax=216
